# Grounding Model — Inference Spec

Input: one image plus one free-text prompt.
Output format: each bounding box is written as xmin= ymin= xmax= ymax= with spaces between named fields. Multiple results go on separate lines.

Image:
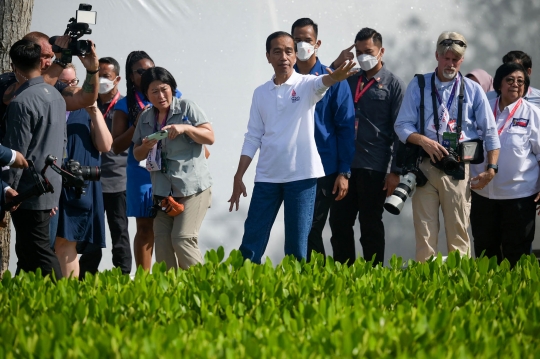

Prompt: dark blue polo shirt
xmin=294 ymin=58 xmax=355 ymax=175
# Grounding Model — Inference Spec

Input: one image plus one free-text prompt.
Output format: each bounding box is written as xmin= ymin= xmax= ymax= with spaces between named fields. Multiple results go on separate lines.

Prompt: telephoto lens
xmin=384 ymin=172 xmax=417 ymax=215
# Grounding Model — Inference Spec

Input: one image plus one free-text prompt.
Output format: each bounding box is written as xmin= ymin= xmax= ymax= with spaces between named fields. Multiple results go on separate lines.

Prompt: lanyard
xmin=103 ymin=92 xmax=121 ymax=119
xmin=354 ymin=76 xmax=376 ymax=103
xmin=154 ymin=108 xmax=170 ymax=133
xmin=135 ymin=92 xmax=146 ymax=110
xmin=493 ymin=97 xmax=523 ymax=136
xmin=434 ymin=72 xmax=459 ymax=119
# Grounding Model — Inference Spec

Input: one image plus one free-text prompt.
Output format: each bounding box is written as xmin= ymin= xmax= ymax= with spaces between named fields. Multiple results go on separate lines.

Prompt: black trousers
xmin=79 ymin=191 xmax=132 ymax=278
xmin=306 ymin=173 xmax=337 ymax=261
xmin=470 ymin=191 xmax=535 ymax=267
xmin=12 ymin=208 xmax=63 ymax=279
xmin=329 ymin=168 xmax=386 ymax=266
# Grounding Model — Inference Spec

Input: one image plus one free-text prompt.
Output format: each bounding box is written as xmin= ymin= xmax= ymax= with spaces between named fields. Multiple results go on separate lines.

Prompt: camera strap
xmin=430 ymin=72 xmax=465 ymax=144
xmin=415 ymin=74 xmax=425 ymax=136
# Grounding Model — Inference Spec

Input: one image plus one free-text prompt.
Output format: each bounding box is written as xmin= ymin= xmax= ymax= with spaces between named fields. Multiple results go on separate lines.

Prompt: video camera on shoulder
xmin=49 ymin=4 xmax=97 ymax=56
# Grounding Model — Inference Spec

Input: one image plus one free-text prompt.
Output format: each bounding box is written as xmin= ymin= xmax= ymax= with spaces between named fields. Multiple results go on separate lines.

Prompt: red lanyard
xmin=354 ymin=76 xmax=376 ymax=103
xmin=493 ymin=97 xmax=523 ymax=136
xmin=134 ymin=92 xmax=145 ymax=110
xmin=103 ymin=92 xmax=121 ymax=119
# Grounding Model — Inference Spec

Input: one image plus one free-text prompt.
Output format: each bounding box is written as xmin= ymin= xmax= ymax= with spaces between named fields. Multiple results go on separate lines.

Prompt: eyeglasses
xmin=134 ymin=67 xmax=153 ymax=75
xmin=439 ymin=39 xmax=467 ymax=48
xmin=60 ymin=78 xmax=79 ymax=86
xmin=504 ymin=77 xmax=525 ymax=87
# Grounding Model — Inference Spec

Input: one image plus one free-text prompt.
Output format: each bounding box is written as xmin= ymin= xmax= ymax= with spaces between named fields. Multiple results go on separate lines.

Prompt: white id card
xmin=146 ymin=144 xmax=161 ymax=172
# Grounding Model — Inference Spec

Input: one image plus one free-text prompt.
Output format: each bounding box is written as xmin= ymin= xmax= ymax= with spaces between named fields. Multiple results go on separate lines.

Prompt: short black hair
xmin=140 ymin=67 xmax=177 ymax=101
xmin=9 ymin=39 xmax=41 ymax=72
xmin=99 ymin=57 xmax=121 ymax=76
xmin=354 ymin=27 xmax=382 ymax=47
xmin=493 ymin=62 xmax=530 ymax=97
xmin=291 ymin=18 xmax=318 ymax=38
xmin=266 ymin=31 xmax=295 ymax=53
xmin=502 ymin=51 xmax=532 ymax=70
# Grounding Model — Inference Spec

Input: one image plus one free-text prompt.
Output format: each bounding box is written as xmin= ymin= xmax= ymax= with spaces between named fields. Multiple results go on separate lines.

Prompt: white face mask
xmin=98 ymin=77 xmax=117 ymax=94
xmin=296 ymin=41 xmax=315 ymax=62
xmin=357 ymin=49 xmax=381 ymax=71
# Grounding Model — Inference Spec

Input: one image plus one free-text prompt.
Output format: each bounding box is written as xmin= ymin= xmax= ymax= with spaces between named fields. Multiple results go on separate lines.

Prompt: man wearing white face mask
xmin=78 ymin=56 xmax=132 ymax=277
xmin=291 ymin=18 xmax=355 ymax=262
xmin=394 ymin=31 xmax=500 ymax=262
xmin=329 ymin=28 xmax=405 ymax=266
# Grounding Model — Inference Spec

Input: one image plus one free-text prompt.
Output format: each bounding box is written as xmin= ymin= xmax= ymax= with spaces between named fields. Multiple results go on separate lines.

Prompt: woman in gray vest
xmin=132 ymin=67 xmax=213 ymax=269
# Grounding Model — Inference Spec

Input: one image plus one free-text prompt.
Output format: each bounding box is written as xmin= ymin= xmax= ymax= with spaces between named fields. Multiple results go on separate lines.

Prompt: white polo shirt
xmin=241 ymin=71 xmax=328 ymax=183
xmin=471 ymin=97 xmax=540 ymax=199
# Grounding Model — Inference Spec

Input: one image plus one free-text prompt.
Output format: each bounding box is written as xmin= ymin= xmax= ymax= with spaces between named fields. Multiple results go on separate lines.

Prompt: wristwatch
xmin=339 ymin=172 xmax=351 ymax=179
xmin=487 ymin=164 xmax=498 ymax=173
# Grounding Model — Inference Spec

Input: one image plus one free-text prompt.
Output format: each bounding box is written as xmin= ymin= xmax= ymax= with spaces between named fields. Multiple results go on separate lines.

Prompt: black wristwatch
xmin=339 ymin=172 xmax=351 ymax=179
xmin=487 ymin=164 xmax=498 ymax=174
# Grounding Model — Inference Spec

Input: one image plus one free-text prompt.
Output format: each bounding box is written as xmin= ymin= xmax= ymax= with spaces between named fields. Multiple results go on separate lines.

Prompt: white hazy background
xmin=9 ymin=0 xmax=540 ymax=274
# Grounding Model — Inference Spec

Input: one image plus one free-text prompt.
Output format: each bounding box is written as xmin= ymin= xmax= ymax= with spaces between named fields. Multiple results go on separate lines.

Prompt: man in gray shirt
xmin=329 ymin=28 xmax=405 ymax=266
xmin=3 ymin=40 xmax=66 ymax=279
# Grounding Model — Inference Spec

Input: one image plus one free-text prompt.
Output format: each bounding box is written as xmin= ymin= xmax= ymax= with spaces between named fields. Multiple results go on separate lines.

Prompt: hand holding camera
xmin=419 ymin=136 xmax=449 ymax=163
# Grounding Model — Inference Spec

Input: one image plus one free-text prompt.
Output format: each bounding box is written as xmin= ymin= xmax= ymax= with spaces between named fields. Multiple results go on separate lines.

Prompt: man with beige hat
xmin=394 ymin=31 xmax=500 ymax=261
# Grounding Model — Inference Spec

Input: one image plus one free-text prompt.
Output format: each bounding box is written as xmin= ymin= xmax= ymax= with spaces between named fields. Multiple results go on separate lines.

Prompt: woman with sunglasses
xmin=111 ymin=51 xmax=181 ymax=271
xmin=470 ymin=62 xmax=540 ymax=267
xmin=133 ymin=67 xmax=213 ymax=270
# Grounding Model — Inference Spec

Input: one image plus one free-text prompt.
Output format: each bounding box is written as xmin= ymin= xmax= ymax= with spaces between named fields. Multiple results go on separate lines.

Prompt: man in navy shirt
xmin=330 ymin=28 xmax=405 ymax=266
xmin=291 ymin=18 xmax=355 ymax=261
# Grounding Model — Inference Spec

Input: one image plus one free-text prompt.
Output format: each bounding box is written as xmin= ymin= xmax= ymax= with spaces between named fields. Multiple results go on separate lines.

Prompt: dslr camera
xmin=384 ymin=143 xmax=427 ymax=215
xmin=49 ymin=4 xmax=97 ymax=56
xmin=430 ymin=146 xmax=465 ymax=180
xmin=62 ymin=159 xmax=101 ymax=198
xmin=46 ymin=155 xmax=101 ymax=198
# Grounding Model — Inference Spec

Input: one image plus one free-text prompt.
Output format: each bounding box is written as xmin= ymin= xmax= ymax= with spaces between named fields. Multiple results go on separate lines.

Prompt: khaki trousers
xmin=411 ymin=159 xmax=471 ymax=261
xmin=154 ymin=187 xmax=211 ymax=270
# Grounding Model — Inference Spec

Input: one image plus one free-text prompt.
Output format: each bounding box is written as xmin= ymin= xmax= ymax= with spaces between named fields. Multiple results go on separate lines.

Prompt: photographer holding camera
xmin=52 ymin=65 xmax=112 ymax=279
xmin=394 ymin=32 xmax=500 ymax=262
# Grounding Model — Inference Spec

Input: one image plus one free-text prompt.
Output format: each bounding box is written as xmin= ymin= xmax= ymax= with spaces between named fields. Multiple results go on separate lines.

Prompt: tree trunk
xmin=0 ymin=0 xmax=34 ymax=277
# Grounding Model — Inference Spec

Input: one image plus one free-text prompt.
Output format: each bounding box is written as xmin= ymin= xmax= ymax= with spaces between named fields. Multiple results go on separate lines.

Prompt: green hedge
xmin=1 ymin=249 xmax=540 ymax=358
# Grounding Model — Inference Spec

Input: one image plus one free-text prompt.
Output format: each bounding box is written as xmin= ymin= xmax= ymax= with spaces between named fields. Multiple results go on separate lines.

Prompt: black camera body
xmin=62 ymin=159 xmax=101 ymax=198
xmin=49 ymin=4 xmax=96 ymax=56
xmin=430 ymin=147 xmax=465 ymax=180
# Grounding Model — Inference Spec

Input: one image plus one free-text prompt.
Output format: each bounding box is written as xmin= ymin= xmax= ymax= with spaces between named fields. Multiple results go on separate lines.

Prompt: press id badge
xmin=442 ymin=132 xmax=458 ymax=151
xmin=146 ymin=144 xmax=161 ymax=172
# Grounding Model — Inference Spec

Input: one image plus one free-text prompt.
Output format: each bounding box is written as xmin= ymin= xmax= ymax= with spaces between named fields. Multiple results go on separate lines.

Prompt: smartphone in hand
xmin=146 ymin=130 xmax=168 ymax=141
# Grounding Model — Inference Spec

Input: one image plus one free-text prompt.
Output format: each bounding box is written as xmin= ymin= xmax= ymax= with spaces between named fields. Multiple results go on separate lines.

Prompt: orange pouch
xmin=161 ymin=196 xmax=184 ymax=217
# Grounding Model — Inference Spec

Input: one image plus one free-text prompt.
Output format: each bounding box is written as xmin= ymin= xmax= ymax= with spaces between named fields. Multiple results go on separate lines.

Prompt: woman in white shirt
xmin=470 ymin=62 xmax=540 ymax=267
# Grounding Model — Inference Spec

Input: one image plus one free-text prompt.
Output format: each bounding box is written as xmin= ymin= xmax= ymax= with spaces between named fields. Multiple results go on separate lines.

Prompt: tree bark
xmin=0 ymin=0 xmax=35 ymax=277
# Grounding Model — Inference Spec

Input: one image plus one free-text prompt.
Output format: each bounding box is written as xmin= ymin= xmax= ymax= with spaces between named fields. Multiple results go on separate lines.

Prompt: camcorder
xmin=49 ymin=4 xmax=97 ymax=56
xmin=384 ymin=143 xmax=427 ymax=216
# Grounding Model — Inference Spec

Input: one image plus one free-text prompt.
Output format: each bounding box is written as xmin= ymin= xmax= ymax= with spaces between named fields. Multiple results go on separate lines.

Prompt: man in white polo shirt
xmin=228 ymin=31 xmax=357 ymax=263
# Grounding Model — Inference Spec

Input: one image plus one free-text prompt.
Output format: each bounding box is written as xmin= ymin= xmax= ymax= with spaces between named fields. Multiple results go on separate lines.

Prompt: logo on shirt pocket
xmin=291 ymin=89 xmax=300 ymax=103
xmin=512 ymin=118 xmax=529 ymax=127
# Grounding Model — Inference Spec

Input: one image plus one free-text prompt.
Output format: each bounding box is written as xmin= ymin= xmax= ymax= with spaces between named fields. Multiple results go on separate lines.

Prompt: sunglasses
xmin=439 ymin=39 xmax=467 ymax=48
xmin=504 ymin=77 xmax=525 ymax=87
xmin=134 ymin=67 xmax=154 ymax=75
